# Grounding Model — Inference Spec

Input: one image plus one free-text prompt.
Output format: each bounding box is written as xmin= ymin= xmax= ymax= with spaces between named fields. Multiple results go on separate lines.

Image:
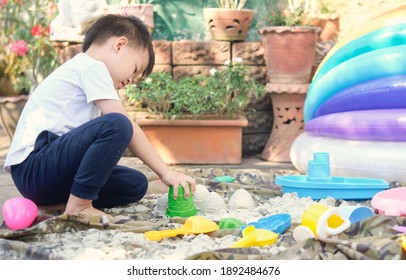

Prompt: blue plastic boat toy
xmin=274 ymin=152 xmax=389 ymax=200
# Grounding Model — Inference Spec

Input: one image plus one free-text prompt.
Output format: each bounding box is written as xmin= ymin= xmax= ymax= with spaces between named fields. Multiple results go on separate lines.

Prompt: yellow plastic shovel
xmin=230 ymin=225 xmax=279 ymax=248
xmin=144 ymin=216 xmax=219 ymax=241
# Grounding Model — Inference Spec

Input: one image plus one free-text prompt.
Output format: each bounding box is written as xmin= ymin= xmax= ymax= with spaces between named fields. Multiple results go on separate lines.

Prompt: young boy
xmin=4 ymin=14 xmax=196 ymax=218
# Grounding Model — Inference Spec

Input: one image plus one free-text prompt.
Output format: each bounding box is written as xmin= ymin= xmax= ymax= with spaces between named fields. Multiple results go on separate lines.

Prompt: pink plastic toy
xmin=2 ymin=197 xmax=38 ymax=230
xmin=371 ymin=187 xmax=406 ymax=217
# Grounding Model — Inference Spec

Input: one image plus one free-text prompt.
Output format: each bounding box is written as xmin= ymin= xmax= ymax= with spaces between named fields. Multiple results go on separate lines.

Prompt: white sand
xmin=33 ymin=191 xmax=358 ymax=260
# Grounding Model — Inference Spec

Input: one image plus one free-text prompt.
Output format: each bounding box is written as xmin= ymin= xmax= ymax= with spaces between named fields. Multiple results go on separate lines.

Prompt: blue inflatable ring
xmin=304 ymin=45 xmax=406 ymax=122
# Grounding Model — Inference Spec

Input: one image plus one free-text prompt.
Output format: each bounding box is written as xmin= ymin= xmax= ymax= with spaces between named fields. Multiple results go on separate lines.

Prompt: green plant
xmin=0 ymin=0 xmax=58 ymax=93
xmin=216 ymin=0 xmax=247 ymax=9
xmin=266 ymin=0 xmax=318 ymax=26
xmin=126 ymin=58 xmax=265 ymax=120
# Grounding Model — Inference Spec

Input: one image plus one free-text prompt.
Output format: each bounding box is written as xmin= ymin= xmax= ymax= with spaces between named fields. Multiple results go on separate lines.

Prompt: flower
xmin=0 ymin=0 xmax=58 ymax=93
xmin=10 ymin=40 xmax=29 ymax=56
xmin=126 ymin=59 xmax=265 ymax=120
xmin=31 ymin=24 xmax=48 ymax=37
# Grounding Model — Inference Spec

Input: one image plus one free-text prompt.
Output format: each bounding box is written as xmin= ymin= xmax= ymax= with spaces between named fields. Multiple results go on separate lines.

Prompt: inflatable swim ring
xmin=291 ymin=8 xmax=406 ymax=184
xmin=314 ymin=5 xmax=406 ymax=78
xmin=312 ymin=24 xmax=406 ymax=83
xmin=315 ymin=75 xmax=406 ymax=117
xmin=290 ymin=132 xmax=406 ymax=182
xmin=305 ymin=108 xmax=406 ymax=141
xmin=304 ymin=45 xmax=406 ymax=122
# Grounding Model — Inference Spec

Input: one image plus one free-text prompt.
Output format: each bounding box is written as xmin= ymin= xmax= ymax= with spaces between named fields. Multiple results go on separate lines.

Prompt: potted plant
xmin=258 ymin=0 xmax=321 ymax=84
xmin=125 ymin=58 xmax=265 ymax=164
xmin=0 ymin=0 xmax=58 ymax=140
xmin=203 ymin=0 xmax=255 ymax=41
xmin=104 ymin=0 xmax=155 ymax=34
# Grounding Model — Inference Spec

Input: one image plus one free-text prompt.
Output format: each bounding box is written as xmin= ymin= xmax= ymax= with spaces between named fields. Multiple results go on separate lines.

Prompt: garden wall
xmin=54 ymin=0 xmax=404 ymax=157
xmin=105 ymin=0 xmax=403 ymax=42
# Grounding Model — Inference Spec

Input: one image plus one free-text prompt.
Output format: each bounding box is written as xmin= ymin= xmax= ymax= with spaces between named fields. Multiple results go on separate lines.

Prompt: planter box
xmin=0 ymin=95 xmax=29 ymax=140
xmin=136 ymin=116 xmax=249 ymax=164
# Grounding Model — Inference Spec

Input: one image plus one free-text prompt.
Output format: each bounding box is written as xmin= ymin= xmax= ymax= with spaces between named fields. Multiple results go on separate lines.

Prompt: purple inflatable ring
xmin=305 ymin=108 xmax=406 ymax=141
xmin=315 ymin=75 xmax=406 ymax=117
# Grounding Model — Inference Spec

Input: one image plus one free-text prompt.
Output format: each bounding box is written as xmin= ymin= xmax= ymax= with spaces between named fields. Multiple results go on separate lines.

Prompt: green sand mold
xmin=219 ymin=217 xmax=245 ymax=229
xmin=166 ymin=185 xmax=198 ymax=218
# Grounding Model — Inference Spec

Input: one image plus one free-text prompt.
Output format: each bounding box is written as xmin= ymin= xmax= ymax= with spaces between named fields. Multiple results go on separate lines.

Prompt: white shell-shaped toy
xmin=227 ymin=189 xmax=255 ymax=211
xmin=193 ymin=184 xmax=210 ymax=209
xmin=155 ymin=193 xmax=168 ymax=213
xmin=199 ymin=192 xmax=227 ymax=216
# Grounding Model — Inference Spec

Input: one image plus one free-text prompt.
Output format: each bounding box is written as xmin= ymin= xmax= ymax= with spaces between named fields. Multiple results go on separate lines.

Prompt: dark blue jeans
xmin=11 ymin=113 xmax=148 ymax=209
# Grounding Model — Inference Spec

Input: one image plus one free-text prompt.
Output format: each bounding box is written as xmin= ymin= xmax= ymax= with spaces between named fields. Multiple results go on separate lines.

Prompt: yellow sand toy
xmin=230 ymin=225 xmax=278 ymax=248
xmin=144 ymin=216 xmax=218 ymax=241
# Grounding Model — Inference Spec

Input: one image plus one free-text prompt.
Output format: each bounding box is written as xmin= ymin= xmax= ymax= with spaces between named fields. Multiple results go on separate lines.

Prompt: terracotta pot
xmin=104 ymin=4 xmax=154 ymax=33
xmin=136 ymin=116 xmax=248 ymax=164
xmin=258 ymin=26 xmax=320 ymax=84
xmin=203 ymin=8 xmax=254 ymax=41
xmin=309 ymin=15 xmax=339 ymax=42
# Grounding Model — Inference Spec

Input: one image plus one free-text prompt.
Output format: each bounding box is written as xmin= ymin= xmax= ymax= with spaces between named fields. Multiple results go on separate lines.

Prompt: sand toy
xmin=275 ymin=152 xmax=389 ymax=199
xmin=218 ymin=217 xmax=244 ymax=229
xmin=144 ymin=216 xmax=219 ymax=241
xmin=230 ymin=225 xmax=278 ymax=248
xmin=293 ymin=203 xmax=351 ymax=242
xmin=166 ymin=184 xmax=198 ymax=218
xmin=241 ymin=213 xmax=291 ymax=234
xmin=2 ymin=197 xmax=38 ymax=230
xmin=371 ymin=187 xmax=406 ymax=216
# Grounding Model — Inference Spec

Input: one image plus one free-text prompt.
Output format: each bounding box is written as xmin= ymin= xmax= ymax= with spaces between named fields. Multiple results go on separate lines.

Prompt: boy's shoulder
xmin=59 ymin=53 xmax=103 ymax=71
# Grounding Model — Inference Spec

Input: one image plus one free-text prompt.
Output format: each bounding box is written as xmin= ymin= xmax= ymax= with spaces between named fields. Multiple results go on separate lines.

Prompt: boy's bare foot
xmin=64 ymin=194 xmax=113 ymax=219
xmin=66 ymin=206 xmax=112 ymax=219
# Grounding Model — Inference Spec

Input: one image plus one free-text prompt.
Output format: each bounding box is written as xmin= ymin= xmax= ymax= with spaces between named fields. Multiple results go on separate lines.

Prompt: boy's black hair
xmin=83 ymin=14 xmax=155 ymax=77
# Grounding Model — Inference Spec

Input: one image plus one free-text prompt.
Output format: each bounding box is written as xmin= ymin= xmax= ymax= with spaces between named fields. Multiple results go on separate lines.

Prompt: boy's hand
xmin=160 ymin=170 xmax=196 ymax=199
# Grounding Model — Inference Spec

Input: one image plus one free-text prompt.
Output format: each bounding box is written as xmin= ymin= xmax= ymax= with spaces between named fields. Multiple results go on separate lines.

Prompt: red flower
xmin=31 ymin=25 xmax=47 ymax=37
xmin=10 ymin=40 xmax=29 ymax=56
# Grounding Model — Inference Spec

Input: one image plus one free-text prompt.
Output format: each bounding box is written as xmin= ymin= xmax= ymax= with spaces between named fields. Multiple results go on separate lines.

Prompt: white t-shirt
xmin=4 ymin=53 xmax=120 ymax=173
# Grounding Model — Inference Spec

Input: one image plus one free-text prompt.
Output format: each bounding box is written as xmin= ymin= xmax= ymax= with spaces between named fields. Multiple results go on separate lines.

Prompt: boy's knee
xmin=106 ymin=112 xmax=131 ymax=127
xmin=129 ymin=174 xmax=148 ymax=202
xmin=103 ymin=113 xmax=133 ymax=140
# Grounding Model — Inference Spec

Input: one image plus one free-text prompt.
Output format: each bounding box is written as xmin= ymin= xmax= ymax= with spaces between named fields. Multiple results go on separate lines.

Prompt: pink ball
xmin=2 ymin=197 xmax=38 ymax=230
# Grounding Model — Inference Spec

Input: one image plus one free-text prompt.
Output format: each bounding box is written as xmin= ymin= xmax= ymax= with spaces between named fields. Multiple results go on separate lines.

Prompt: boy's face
xmin=106 ymin=38 xmax=150 ymax=90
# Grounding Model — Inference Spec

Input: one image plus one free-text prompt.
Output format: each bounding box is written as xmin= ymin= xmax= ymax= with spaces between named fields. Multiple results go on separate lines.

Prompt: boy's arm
xmin=94 ymin=99 xmax=195 ymax=198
